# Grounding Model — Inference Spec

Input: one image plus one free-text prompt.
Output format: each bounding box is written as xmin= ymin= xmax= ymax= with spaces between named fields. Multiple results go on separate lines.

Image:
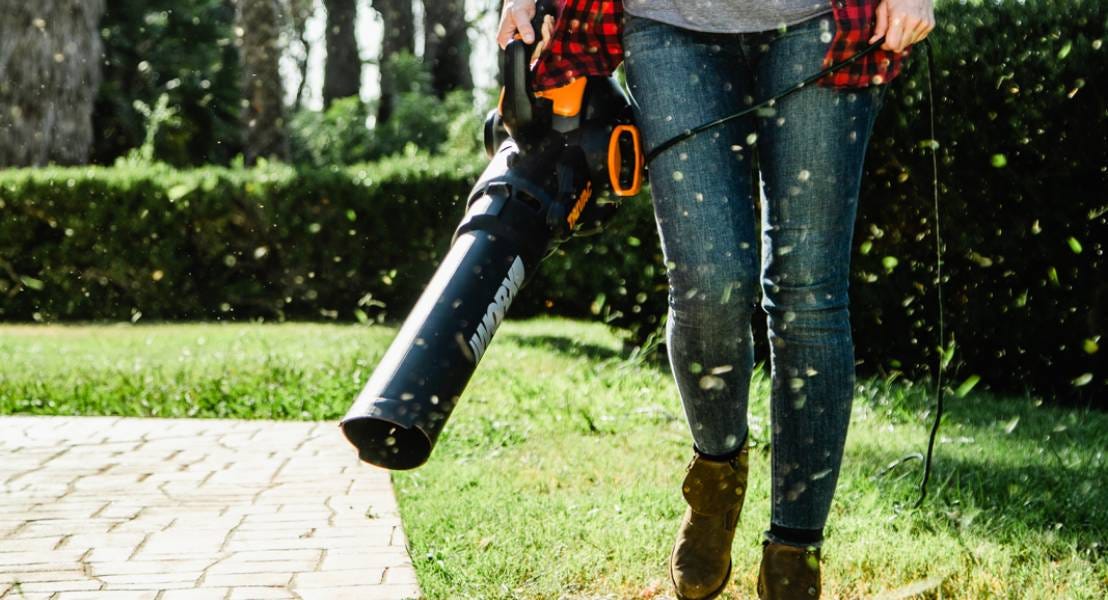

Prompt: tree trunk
xmin=288 ymin=0 xmax=315 ymax=112
xmin=0 ymin=1 xmax=105 ymax=167
xmin=322 ymin=0 xmax=361 ymax=107
xmin=423 ymin=0 xmax=473 ymax=96
xmin=372 ymin=0 xmax=415 ymax=123
xmin=236 ymin=0 xmax=288 ymax=164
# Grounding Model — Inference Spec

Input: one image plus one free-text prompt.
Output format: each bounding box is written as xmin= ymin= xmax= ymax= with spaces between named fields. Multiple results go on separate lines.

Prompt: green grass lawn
xmin=1 ymin=318 xmax=1105 ymax=598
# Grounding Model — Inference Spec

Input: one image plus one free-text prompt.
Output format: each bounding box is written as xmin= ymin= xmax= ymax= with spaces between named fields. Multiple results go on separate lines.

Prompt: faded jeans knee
xmin=760 ymin=276 xmax=852 ymax=347
xmin=662 ymin=263 xmax=758 ymax=456
xmin=667 ymin=262 xmax=758 ymax=330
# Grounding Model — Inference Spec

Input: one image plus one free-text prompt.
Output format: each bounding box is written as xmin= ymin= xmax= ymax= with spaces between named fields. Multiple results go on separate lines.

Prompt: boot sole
xmin=670 ymin=558 xmax=732 ymax=600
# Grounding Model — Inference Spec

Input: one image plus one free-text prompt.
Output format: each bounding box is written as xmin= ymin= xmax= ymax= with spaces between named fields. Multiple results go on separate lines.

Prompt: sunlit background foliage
xmin=94 ymin=0 xmax=245 ymax=165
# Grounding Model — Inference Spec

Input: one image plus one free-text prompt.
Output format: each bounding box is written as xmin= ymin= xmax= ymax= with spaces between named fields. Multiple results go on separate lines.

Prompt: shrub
xmin=287 ymin=53 xmax=487 ymax=166
xmin=288 ymin=97 xmax=375 ymax=167
xmin=0 ymin=156 xmax=480 ymax=323
xmin=851 ymin=0 xmax=1106 ymax=402
xmin=94 ymin=0 xmax=243 ymax=166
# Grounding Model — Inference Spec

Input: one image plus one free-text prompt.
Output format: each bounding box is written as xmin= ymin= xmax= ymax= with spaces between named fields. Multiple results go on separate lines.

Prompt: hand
xmin=869 ymin=0 xmax=935 ymax=53
xmin=497 ymin=0 xmax=537 ymax=49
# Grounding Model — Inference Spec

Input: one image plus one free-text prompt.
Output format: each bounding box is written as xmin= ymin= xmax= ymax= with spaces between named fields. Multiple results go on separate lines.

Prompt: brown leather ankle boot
xmin=756 ymin=541 xmax=822 ymax=599
xmin=669 ymin=445 xmax=749 ymax=600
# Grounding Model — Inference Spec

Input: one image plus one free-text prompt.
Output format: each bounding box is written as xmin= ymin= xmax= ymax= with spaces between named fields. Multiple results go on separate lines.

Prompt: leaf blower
xmin=340 ymin=0 xmax=644 ymax=470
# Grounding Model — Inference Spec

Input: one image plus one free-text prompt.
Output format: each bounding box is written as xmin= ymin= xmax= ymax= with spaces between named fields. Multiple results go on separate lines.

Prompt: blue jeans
xmin=623 ymin=12 xmax=887 ymax=531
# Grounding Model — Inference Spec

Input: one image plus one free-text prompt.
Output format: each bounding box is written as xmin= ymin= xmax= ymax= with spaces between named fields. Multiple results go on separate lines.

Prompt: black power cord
xmin=913 ymin=36 xmax=943 ymax=509
xmin=645 ymin=36 xmax=946 ymax=509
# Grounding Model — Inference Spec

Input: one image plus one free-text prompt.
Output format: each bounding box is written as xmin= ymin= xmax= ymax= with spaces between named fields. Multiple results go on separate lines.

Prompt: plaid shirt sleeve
xmin=532 ymin=0 xmax=624 ymax=91
xmin=533 ymin=0 xmax=909 ymax=91
xmin=819 ymin=0 xmax=909 ymax=87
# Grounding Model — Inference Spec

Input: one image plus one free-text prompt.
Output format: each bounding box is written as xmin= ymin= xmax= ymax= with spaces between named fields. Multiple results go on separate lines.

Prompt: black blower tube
xmin=340 ymin=141 xmax=555 ymax=470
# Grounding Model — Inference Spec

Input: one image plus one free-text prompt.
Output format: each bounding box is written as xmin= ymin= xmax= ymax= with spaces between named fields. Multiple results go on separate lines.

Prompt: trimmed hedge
xmin=1 ymin=0 xmax=1103 ymax=405
xmin=0 ymin=154 xmax=661 ymax=326
xmin=851 ymin=0 xmax=1106 ymax=403
xmin=0 ymin=156 xmax=483 ymax=322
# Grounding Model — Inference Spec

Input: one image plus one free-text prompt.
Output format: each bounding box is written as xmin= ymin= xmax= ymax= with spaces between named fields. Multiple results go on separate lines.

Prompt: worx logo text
xmin=467 ymin=256 xmax=525 ymax=363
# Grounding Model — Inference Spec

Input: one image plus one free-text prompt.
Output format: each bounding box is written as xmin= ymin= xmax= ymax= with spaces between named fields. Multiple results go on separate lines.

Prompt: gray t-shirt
xmin=624 ymin=0 xmax=833 ymax=34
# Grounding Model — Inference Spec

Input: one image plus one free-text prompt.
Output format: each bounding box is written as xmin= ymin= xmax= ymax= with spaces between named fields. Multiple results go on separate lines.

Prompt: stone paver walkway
xmin=0 ymin=416 xmax=421 ymax=600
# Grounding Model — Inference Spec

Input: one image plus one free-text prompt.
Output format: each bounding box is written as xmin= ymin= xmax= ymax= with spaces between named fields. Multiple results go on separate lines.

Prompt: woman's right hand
xmin=497 ymin=0 xmax=538 ymax=49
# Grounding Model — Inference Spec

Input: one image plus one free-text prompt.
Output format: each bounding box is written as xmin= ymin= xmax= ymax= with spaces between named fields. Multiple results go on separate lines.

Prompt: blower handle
xmin=499 ymin=0 xmax=558 ymax=149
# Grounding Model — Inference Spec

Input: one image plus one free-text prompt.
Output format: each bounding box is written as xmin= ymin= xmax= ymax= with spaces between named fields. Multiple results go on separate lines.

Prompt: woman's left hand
xmin=869 ymin=0 xmax=935 ymax=53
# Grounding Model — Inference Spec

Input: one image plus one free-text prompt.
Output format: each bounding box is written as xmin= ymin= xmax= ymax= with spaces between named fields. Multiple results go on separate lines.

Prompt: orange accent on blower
xmin=566 ymin=181 xmax=593 ymax=229
xmin=535 ymin=77 xmax=588 ymax=118
xmin=608 ymin=124 xmax=644 ymax=197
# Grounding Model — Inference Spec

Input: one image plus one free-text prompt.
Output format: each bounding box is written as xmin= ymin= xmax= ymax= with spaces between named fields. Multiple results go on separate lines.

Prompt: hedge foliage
xmin=851 ymin=0 xmax=1105 ymax=403
xmin=0 ymin=155 xmax=481 ymax=324
xmin=1 ymin=0 xmax=1103 ymax=405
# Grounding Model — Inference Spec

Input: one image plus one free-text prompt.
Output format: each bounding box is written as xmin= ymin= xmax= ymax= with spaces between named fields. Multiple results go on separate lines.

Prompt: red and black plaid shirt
xmin=533 ymin=0 xmax=908 ymax=90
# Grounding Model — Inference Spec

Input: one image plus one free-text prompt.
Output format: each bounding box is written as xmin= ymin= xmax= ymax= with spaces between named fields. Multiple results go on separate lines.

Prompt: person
xmin=497 ymin=0 xmax=934 ymax=598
